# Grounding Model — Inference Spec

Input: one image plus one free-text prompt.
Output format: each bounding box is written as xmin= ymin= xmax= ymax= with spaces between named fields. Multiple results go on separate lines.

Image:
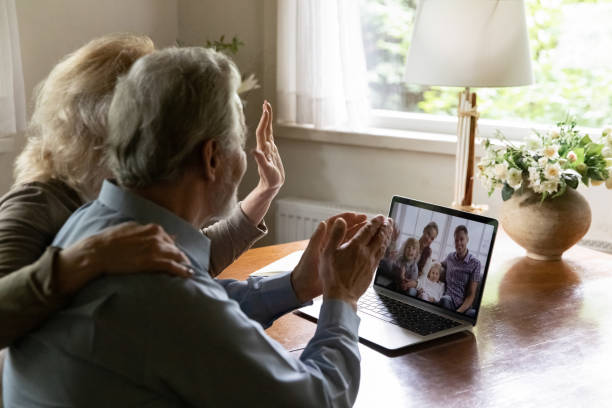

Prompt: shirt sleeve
xmin=434 ymin=283 xmax=444 ymax=302
xmin=409 ymin=262 xmax=418 ymax=280
xmin=202 ymin=203 xmax=267 ymax=277
xmin=472 ymin=259 xmax=482 ymax=283
xmin=0 ymin=247 xmax=69 ymax=348
xmin=0 ymin=184 xmax=78 ymax=348
xmin=148 ymin=277 xmax=361 ymax=408
xmin=416 ymin=275 xmax=425 ymax=291
xmin=216 ymin=271 xmax=308 ymax=328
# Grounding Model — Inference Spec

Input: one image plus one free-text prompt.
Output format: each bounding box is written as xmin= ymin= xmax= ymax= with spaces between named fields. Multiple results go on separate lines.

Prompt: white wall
xmin=178 ymin=0 xmax=278 ymax=243
xmin=177 ymin=0 xmax=268 ymax=200
xmin=0 ymin=0 xmax=178 ymax=195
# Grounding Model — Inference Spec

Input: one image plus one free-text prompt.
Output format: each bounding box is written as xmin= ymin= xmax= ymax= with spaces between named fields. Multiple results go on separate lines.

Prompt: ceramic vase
xmin=500 ymin=187 xmax=591 ymax=260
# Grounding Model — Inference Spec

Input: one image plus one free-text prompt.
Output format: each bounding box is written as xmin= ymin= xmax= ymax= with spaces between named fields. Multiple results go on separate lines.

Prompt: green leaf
xmin=580 ymin=135 xmax=593 ymax=145
xmin=586 ymin=143 xmax=603 ymax=156
xmin=552 ymin=182 xmax=567 ymax=198
xmin=574 ymin=147 xmax=585 ymax=164
xmin=562 ymin=169 xmax=580 ymax=189
xmin=581 ymin=174 xmax=590 ymax=186
xmin=501 ymin=183 xmax=515 ymax=201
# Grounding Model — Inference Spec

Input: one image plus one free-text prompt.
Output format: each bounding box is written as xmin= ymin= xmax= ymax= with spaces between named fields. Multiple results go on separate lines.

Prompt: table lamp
xmin=404 ymin=0 xmax=533 ymax=213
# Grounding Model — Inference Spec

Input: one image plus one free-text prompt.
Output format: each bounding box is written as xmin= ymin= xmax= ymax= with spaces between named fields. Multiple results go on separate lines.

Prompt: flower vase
xmin=500 ymin=187 xmax=591 ymax=260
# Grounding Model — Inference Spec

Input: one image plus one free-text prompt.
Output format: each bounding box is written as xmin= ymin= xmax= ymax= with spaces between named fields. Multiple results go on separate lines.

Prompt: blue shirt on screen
xmin=3 ymin=181 xmax=361 ymax=407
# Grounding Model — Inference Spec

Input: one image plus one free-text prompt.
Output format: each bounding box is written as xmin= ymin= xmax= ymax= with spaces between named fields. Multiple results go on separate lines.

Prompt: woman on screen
xmin=417 ymin=221 xmax=439 ymax=275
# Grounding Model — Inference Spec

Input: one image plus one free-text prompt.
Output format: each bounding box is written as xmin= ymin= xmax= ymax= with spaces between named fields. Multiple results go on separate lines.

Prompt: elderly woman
xmin=0 ymin=34 xmax=284 ymax=351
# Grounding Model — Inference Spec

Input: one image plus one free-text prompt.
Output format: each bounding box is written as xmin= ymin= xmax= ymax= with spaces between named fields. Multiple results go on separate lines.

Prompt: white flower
xmin=477 ymin=161 xmax=486 ymax=173
xmin=603 ymin=127 xmax=612 ymax=138
xmin=542 ymin=180 xmax=560 ymax=194
xmin=567 ymin=151 xmax=578 ymax=162
xmin=549 ymin=129 xmax=560 ymax=139
xmin=543 ymin=144 xmax=559 ymax=159
xmin=494 ymin=163 xmax=509 ymax=180
xmin=485 ymin=148 xmax=499 ymax=160
xmin=482 ymin=177 xmax=495 ymax=191
xmin=602 ymin=146 xmax=612 ymax=158
xmin=538 ymin=157 xmax=549 ymax=167
xmin=528 ymin=166 xmax=541 ymax=188
xmin=507 ymin=168 xmax=523 ymax=188
xmin=526 ymin=135 xmax=542 ymax=150
xmin=544 ymin=163 xmax=562 ymax=181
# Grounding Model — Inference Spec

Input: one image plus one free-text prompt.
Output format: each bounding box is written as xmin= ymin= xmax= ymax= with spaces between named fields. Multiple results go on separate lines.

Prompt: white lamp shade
xmin=405 ymin=0 xmax=534 ymax=88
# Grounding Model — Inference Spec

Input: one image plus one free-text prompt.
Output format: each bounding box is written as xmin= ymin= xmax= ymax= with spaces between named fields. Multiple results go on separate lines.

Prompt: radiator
xmin=275 ymin=197 xmax=380 ymax=243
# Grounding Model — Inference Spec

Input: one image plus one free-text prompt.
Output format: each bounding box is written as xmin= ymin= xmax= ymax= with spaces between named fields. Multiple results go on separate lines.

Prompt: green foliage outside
xmin=362 ymin=0 xmax=612 ymax=127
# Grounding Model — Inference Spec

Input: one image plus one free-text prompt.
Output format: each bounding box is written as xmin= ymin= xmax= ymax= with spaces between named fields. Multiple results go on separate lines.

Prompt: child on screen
xmin=417 ymin=262 xmax=445 ymax=303
xmin=396 ymin=237 xmax=419 ymax=296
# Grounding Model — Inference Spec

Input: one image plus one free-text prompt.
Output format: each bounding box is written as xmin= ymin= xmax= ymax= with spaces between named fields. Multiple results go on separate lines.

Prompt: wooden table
xmin=218 ymin=230 xmax=612 ymax=407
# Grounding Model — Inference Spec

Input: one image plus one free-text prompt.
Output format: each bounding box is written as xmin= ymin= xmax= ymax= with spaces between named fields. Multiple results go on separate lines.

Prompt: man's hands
xmin=320 ymin=215 xmax=394 ymax=310
xmin=253 ymin=100 xmax=285 ymax=193
xmin=291 ymin=213 xmax=368 ymax=303
xmin=241 ymin=101 xmax=285 ymax=226
xmin=291 ymin=213 xmax=394 ymax=310
xmin=55 ymin=222 xmax=193 ymax=295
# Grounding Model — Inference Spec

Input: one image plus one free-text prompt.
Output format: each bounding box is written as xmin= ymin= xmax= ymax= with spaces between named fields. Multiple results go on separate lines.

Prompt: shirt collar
xmin=97 ymin=180 xmax=210 ymax=274
xmin=453 ymin=250 xmax=473 ymax=264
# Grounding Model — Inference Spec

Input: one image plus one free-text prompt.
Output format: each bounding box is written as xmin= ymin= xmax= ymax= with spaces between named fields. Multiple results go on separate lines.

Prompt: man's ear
xmin=201 ymin=139 xmax=219 ymax=182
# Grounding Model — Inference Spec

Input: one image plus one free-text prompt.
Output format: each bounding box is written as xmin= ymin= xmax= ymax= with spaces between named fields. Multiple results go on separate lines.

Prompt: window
xmin=361 ymin=0 xmax=612 ymax=136
xmin=0 ymin=0 xmax=26 ymax=145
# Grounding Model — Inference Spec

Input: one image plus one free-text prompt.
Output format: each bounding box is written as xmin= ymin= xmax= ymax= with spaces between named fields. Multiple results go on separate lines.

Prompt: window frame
xmin=369 ymin=109 xmax=604 ymax=142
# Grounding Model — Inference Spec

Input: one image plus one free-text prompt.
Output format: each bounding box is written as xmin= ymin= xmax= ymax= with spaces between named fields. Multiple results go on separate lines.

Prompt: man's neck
xmin=456 ymin=250 xmax=468 ymax=260
xmin=129 ymin=173 xmax=210 ymax=228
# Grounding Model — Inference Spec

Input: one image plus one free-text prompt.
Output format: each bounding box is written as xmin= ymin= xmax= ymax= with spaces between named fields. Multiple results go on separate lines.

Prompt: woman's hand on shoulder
xmin=55 ymin=222 xmax=193 ymax=295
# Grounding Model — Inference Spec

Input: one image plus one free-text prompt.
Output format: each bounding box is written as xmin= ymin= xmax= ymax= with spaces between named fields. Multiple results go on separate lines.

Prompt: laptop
xmin=297 ymin=195 xmax=498 ymax=350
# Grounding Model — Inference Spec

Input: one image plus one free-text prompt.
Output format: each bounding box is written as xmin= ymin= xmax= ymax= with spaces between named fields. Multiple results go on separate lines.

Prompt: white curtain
xmin=0 ymin=0 xmax=26 ymax=137
xmin=277 ymin=0 xmax=369 ymax=129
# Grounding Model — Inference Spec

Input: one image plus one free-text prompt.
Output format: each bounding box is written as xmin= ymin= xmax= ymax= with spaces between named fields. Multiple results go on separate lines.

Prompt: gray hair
xmin=107 ymin=47 xmax=245 ymax=188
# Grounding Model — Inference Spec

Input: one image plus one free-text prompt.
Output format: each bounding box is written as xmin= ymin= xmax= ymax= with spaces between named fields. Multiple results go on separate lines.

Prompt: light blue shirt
xmin=4 ymin=181 xmax=361 ymax=407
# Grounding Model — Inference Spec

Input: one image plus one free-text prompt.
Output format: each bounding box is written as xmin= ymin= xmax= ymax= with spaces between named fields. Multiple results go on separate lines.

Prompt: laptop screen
xmin=374 ymin=196 xmax=498 ymax=324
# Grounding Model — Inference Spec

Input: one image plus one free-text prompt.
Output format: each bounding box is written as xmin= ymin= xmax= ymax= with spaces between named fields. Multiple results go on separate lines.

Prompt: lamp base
xmin=452 ymin=202 xmax=489 ymax=215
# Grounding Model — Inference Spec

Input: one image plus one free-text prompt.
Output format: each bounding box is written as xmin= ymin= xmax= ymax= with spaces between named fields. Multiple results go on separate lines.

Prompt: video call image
xmin=375 ymin=203 xmax=495 ymax=317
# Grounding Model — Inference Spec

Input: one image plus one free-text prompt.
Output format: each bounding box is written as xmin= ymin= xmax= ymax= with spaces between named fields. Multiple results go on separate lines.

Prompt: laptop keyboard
xmin=357 ymin=290 xmax=462 ymax=336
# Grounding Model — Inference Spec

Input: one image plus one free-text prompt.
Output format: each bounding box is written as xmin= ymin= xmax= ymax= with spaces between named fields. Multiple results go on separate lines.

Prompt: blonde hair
xmin=428 ymin=262 xmax=442 ymax=279
xmin=14 ymin=33 xmax=154 ymax=199
xmin=399 ymin=237 xmax=420 ymax=262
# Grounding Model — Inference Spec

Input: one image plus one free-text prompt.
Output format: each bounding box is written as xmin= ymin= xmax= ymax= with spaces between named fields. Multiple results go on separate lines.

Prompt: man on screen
xmin=440 ymin=225 xmax=481 ymax=316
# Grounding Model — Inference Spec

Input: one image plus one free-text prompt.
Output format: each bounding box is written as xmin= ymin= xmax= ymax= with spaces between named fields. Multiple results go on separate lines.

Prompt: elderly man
xmin=440 ymin=225 xmax=481 ymax=316
xmin=3 ymin=47 xmax=393 ymax=407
